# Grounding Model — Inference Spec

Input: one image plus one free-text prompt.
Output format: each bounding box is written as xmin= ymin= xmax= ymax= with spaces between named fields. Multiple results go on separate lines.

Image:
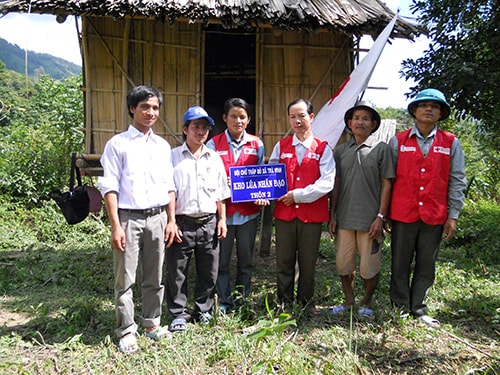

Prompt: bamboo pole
xmin=257 ymin=28 xmax=264 ymax=140
xmin=122 ymin=17 xmax=131 ymax=132
xmin=146 ymin=19 xmax=153 ymax=84
xmin=200 ymin=24 xmax=205 ymax=105
xmin=81 ymin=16 xmax=93 ymax=154
xmin=300 ymin=33 xmax=306 ymax=95
xmin=76 ymin=153 xmax=102 ymax=161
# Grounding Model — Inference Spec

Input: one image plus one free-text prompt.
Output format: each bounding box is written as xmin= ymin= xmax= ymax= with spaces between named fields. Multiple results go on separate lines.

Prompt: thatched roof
xmin=0 ymin=0 xmax=420 ymax=38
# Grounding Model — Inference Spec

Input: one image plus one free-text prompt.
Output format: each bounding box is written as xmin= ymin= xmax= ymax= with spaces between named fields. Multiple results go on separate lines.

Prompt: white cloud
xmin=0 ymin=13 xmax=81 ymax=65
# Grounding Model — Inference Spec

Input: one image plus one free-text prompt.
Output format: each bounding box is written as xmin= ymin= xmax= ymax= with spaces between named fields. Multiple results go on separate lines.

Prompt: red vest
xmin=211 ymin=132 xmax=262 ymax=217
xmin=273 ymin=136 xmax=330 ymax=223
xmin=390 ymin=129 xmax=455 ymax=225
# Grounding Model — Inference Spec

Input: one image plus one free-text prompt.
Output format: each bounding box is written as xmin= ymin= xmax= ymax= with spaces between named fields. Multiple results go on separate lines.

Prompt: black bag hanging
xmin=50 ymin=153 xmax=90 ymax=224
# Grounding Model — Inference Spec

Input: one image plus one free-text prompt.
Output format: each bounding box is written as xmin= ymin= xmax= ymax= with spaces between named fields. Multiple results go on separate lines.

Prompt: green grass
xmin=0 ymin=199 xmax=498 ymax=374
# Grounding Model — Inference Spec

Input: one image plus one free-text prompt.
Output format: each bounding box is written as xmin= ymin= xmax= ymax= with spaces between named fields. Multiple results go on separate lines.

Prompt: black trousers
xmin=390 ymin=220 xmax=443 ymax=316
xmin=166 ymin=216 xmax=219 ymax=320
xmin=275 ymin=218 xmax=322 ymax=306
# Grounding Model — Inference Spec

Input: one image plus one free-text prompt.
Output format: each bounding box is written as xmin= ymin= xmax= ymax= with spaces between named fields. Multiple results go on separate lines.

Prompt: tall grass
xmin=0 ymin=198 xmax=498 ymax=374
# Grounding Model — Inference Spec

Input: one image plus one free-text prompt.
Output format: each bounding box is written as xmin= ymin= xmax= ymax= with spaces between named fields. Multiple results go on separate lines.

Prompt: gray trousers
xmin=166 ymin=216 xmax=219 ymax=320
xmin=216 ymin=217 xmax=259 ymax=307
xmin=114 ymin=210 xmax=167 ymax=338
xmin=390 ymin=220 xmax=443 ymax=317
xmin=275 ymin=218 xmax=322 ymax=306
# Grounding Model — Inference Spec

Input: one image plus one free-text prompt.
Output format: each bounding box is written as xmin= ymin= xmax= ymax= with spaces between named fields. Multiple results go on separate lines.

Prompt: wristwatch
xmin=376 ymin=213 xmax=385 ymax=222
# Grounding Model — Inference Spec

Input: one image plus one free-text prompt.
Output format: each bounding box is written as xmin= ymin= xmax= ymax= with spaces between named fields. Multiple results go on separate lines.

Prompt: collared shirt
xmin=98 ymin=125 xmax=175 ymax=209
xmin=206 ymin=129 xmax=265 ymax=165
xmin=171 ymin=143 xmax=231 ymax=216
xmin=389 ymin=125 xmax=467 ymax=219
xmin=206 ymin=130 xmax=265 ymax=225
xmin=269 ymin=133 xmax=335 ymax=203
xmin=335 ymin=136 xmax=395 ymax=231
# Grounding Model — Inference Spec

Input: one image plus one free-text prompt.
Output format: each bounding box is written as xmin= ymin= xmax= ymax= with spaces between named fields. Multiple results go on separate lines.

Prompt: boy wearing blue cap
xmin=166 ymin=106 xmax=231 ymax=331
xmin=389 ymin=89 xmax=467 ymax=328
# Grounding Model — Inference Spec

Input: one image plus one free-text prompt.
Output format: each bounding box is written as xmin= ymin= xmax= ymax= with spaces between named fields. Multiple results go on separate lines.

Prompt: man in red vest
xmin=269 ymin=98 xmax=335 ymax=311
xmin=389 ymin=88 xmax=467 ymax=328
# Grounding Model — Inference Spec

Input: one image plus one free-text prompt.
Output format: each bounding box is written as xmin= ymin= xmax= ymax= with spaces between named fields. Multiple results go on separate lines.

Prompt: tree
xmin=0 ymin=72 xmax=84 ymax=205
xmin=401 ymin=0 xmax=498 ymax=138
xmin=0 ymin=61 xmax=32 ymax=128
xmin=376 ymin=107 xmax=415 ymax=131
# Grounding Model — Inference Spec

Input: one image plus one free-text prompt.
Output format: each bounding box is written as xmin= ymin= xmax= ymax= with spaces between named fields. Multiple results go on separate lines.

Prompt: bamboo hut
xmin=0 ymin=0 xmax=419 ymax=169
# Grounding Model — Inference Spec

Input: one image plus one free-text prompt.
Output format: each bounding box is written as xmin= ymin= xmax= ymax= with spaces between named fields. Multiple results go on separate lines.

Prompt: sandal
xmin=145 ymin=326 xmax=171 ymax=340
xmin=118 ymin=333 xmax=138 ymax=354
xmin=328 ymin=305 xmax=347 ymax=315
xmin=198 ymin=312 xmax=212 ymax=325
xmin=170 ymin=317 xmax=188 ymax=332
xmin=419 ymin=315 xmax=440 ymax=329
xmin=358 ymin=307 xmax=374 ymax=318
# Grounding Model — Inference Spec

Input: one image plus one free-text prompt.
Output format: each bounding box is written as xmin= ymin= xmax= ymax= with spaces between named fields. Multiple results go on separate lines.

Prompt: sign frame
xmin=229 ymin=163 xmax=288 ymax=203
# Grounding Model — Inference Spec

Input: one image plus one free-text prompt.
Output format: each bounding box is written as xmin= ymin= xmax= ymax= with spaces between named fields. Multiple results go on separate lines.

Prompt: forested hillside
xmin=0 ymin=37 xmax=81 ymax=80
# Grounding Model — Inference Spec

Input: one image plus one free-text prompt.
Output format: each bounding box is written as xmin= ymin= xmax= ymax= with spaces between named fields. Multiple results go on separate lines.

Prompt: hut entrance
xmin=204 ymin=26 xmax=256 ymax=136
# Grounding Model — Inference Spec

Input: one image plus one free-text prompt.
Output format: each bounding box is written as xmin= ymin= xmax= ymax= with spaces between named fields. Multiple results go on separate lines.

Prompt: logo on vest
xmin=400 ymin=145 xmax=417 ymax=152
xmin=433 ymin=146 xmax=451 ymax=155
xmin=244 ymin=148 xmax=258 ymax=155
xmin=280 ymin=153 xmax=293 ymax=159
xmin=307 ymin=152 xmax=320 ymax=160
xmin=217 ymin=150 xmax=229 ymax=156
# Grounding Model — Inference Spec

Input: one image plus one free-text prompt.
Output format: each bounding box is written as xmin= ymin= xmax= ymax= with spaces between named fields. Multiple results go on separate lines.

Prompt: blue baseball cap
xmin=183 ymin=106 xmax=215 ymax=126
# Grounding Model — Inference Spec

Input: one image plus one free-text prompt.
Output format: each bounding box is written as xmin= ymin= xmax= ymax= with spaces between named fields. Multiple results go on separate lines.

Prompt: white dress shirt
xmin=171 ymin=143 xmax=231 ymax=216
xmin=98 ymin=125 xmax=175 ymax=209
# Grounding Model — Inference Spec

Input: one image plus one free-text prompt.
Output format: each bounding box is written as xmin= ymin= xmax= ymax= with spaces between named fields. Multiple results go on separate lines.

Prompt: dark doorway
xmin=204 ymin=26 xmax=256 ymax=136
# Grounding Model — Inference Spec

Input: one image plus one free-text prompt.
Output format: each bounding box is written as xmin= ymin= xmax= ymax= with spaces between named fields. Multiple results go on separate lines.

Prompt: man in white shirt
xmin=98 ymin=86 xmax=176 ymax=353
xmin=166 ymin=106 xmax=231 ymax=331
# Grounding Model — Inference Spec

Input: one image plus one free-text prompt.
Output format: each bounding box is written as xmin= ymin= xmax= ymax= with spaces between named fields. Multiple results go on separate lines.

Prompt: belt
xmin=119 ymin=206 xmax=165 ymax=216
xmin=176 ymin=214 xmax=216 ymax=225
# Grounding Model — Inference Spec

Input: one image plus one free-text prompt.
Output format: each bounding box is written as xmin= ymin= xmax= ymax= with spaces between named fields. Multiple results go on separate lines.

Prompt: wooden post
xmin=75 ymin=153 xmax=103 ymax=176
xmin=259 ymin=201 xmax=274 ymax=257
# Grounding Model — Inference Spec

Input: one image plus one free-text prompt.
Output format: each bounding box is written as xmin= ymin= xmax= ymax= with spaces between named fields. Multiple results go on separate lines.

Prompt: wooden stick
xmin=442 ymin=329 xmax=498 ymax=360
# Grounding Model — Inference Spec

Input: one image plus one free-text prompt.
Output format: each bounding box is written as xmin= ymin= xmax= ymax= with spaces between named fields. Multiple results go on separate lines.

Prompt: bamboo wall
xmin=81 ymin=16 xmax=352 ymax=157
xmin=82 ymin=16 xmax=200 ymax=153
xmin=258 ymin=28 xmax=352 ymax=154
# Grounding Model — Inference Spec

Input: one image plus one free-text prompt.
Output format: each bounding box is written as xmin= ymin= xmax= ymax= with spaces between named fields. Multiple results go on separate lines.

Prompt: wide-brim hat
xmin=183 ymin=106 xmax=215 ymax=126
xmin=344 ymin=101 xmax=381 ymax=134
xmin=407 ymin=88 xmax=451 ymax=120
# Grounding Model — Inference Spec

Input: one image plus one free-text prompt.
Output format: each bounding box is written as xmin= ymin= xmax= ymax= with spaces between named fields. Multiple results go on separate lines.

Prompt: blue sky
xmin=0 ymin=1 xmax=428 ymax=108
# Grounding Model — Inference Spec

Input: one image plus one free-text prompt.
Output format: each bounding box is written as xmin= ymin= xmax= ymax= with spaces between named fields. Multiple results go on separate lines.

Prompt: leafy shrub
xmin=450 ymin=198 xmax=500 ymax=264
xmin=0 ymin=74 xmax=84 ymax=206
xmin=451 ymin=118 xmax=500 ymax=202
